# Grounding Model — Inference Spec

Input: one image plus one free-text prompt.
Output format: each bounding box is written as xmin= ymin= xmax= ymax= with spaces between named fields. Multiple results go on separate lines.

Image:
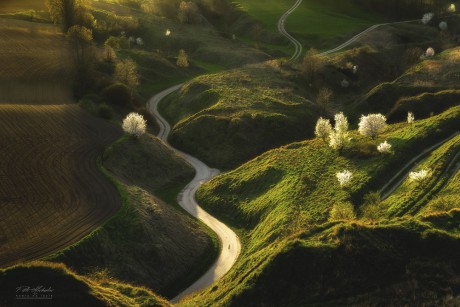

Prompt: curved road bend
xmin=146 ymin=1 xmax=423 ymax=303
xmin=148 ymin=86 xmax=241 ymax=303
xmin=278 ymin=0 xmax=304 ymax=61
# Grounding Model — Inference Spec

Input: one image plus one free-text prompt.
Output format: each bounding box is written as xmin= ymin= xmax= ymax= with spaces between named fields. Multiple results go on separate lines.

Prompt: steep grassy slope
xmin=160 ymin=62 xmax=317 ymax=169
xmin=383 ymin=134 xmax=460 ymax=217
xmin=0 ymin=262 xmax=169 ymax=306
xmin=182 ymin=106 xmax=460 ymax=305
xmin=423 ymin=168 xmax=460 ymax=215
xmin=354 ymin=47 xmax=460 ymax=120
xmin=49 ymin=134 xmax=218 ymax=298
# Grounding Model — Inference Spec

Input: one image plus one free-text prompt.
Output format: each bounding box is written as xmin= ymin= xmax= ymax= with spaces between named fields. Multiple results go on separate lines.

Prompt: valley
xmin=0 ymin=0 xmax=459 ymax=306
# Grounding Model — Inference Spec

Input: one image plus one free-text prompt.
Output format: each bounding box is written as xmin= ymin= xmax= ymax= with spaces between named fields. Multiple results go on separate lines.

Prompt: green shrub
xmin=97 ymin=104 xmax=114 ymax=120
xmin=329 ymin=202 xmax=356 ymax=221
xmin=101 ymin=83 xmax=132 ymax=107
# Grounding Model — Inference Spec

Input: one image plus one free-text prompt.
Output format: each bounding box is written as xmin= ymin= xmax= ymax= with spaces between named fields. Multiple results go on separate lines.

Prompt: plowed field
xmin=0 ymin=19 xmax=74 ymax=104
xmin=0 ymin=105 xmax=121 ymax=267
xmin=0 ymin=15 xmax=122 ymax=267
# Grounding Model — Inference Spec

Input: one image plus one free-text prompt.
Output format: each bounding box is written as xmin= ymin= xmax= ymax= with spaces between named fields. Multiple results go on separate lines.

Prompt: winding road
xmin=144 ymin=1 xmax=434 ymax=303
xmin=147 ymin=86 xmax=241 ymax=303
xmin=278 ymin=0 xmax=420 ymax=60
xmin=278 ymin=0 xmax=304 ymax=61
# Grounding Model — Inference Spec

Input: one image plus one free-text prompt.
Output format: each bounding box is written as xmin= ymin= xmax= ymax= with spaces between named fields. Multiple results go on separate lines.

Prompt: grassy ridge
xmin=354 ymin=47 xmax=460 ymax=119
xmin=0 ymin=261 xmax=169 ymax=306
xmin=160 ymin=62 xmax=317 ymax=169
xmin=48 ymin=134 xmax=218 ymax=299
xmin=383 ymin=134 xmax=460 ymax=217
xmin=184 ymin=106 xmax=460 ymax=305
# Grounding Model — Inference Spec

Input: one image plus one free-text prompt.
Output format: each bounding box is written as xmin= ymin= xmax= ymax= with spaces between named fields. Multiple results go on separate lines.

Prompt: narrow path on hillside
xmin=278 ymin=0 xmax=303 ymax=61
xmin=148 ymin=86 xmax=241 ymax=303
xmin=379 ymin=131 xmax=460 ymax=201
xmin=145 ymin=4 xmax=429 ymax=303
xmin=319 ymin=19 xmax=419 ymax=56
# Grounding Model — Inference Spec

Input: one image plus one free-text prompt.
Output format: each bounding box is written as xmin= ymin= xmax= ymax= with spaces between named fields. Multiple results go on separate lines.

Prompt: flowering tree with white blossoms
xmin=422 ymin=13 xmax=434 ymax=24
xmin=358 ymin=113 xmax=387 ymax=139
xmin=425 ymin=47 xmax=435 ymax=57
xmin=448 ymin=4 xmax=456 ymax=13
xmin=315 ymin=117 xmax=332 ymax=141
xmin=377 ymin=140 xmax=392 ymax=154
xmin=407 ymin=112 xmax=415 ymax=124
xmin=409 ymin=168 xmax=432 ymax=183
xmin=122 ymin=112 xmax=147 ymax=137
xmin=336 ymin=170 xmax=353 ymax=187
xmin=329 ymin=112 xmax=350 ymax=152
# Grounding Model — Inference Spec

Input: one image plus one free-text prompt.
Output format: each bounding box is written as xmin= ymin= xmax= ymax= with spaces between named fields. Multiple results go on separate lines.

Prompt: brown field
xmin=0 ymin=104 xmax=121 ymax=268
xmin=0 ymin=0 xmax=46 ymax=14
xmin=0 ymin=18 xmax=74 ymax=104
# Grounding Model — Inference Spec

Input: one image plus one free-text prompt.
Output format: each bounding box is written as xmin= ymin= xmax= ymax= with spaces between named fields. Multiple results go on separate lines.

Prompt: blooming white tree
xmin=165 ymin=29 xmax=171 ymax=36
xmin=439 ymin=21 xmax=448 ymax=31
xmin=377 ymin=140 xmax=392 ymax=154
xmin=409 ymin=168 xmax=432 ymax=183
xmin=422 ymin=13 xmax=434 ymax=24
xmin=407 ymin=112 xmax=415 ymax=124
xmin=315 ymin=117 xmax=332 ymax=141
xmin=358 ymin=113 xmax=387 ymax=139
xmin=329 ymin=112 xmax=350 ymax=151
xmin=122 ymin=112 xmax=147 ymax=137
xmin=136 ymin=37 xmax=144 ymax=45
xmin=448 ymin=4 xmax=456 ymax=13
xmin=334 ymin=112 xmax=349 ymax=133
xmin=425 ymin=47 xmax=435 ymax=57
xmin=336 ymin=170 xmax=353 ymax=187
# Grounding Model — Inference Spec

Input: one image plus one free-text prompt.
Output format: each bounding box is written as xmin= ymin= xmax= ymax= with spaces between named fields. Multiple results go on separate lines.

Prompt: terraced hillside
xmin=0 ymin=104 xmax=121 ymax=268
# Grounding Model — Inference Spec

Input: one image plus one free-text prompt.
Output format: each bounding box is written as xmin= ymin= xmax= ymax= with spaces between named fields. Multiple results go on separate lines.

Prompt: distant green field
xmin=236 ymin=0 xmax=382 ymax=45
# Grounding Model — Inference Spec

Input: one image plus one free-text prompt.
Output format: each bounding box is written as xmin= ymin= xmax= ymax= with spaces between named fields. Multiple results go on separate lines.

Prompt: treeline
xmin=353 ymin=0 xmax=452 ymax=19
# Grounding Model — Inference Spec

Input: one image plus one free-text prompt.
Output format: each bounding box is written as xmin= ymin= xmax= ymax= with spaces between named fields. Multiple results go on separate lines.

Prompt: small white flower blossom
xmin=409 ymin=168 xmax=432 ymax=183
xmin=337 ymin=170 xmax=353 ymax=187
xmin=377 ymin=141 xmax=392 ymax=154
xmin=422 ymin=13 xmax=434 ymax=24
xmin=407 ymin=112 xmax=415 ymax=124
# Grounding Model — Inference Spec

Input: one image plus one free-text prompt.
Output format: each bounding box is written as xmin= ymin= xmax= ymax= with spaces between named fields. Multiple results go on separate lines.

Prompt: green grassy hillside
xmin=237 ymin=0 xmax=381 ymax=48
xmin=48 ymin=134 xmax=218 ymax=299
xmin=182 ymin=106 xmax=460 ymax=305
xmin=384 ymin=134 xmax=460 ymax=217
xmin=354 ymin=47 xmax=460 ymax=120
xmin=160 ymin=62 xmax=318 ymax=169
xmin=0 ymin=262 xmax=169 ymax=306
